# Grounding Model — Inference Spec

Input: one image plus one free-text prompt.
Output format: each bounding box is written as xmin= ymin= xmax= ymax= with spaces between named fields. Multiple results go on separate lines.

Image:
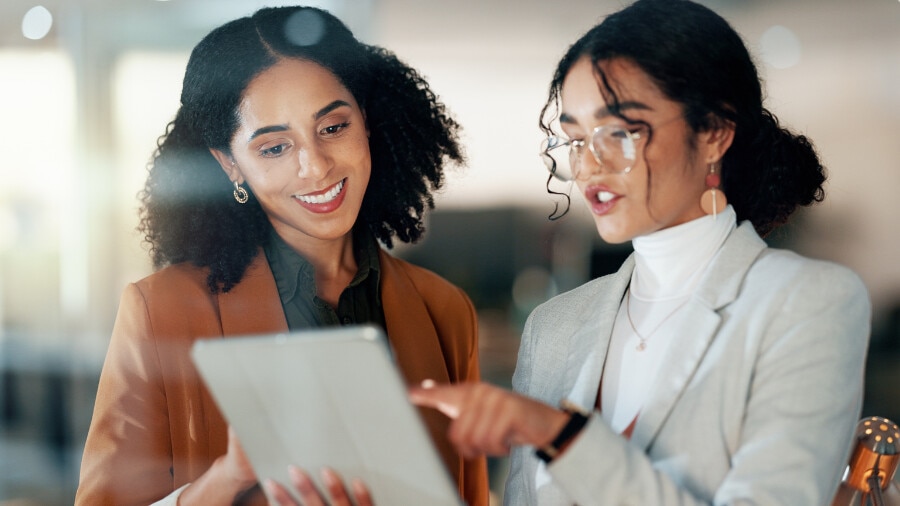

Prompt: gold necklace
xmin=625 ymin=288 xmax=690 ymax=351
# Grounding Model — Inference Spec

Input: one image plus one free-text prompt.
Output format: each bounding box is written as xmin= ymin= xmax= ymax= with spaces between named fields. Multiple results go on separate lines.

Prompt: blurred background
xmin=0 ymin=0 xmax=898 ymax=504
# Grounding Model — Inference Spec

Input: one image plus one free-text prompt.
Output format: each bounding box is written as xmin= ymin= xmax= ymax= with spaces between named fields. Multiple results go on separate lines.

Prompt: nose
xmin=296 ymin=141 xmax=333 ymax=180
xmin=574 ymin=148 xmax=604 ymax=180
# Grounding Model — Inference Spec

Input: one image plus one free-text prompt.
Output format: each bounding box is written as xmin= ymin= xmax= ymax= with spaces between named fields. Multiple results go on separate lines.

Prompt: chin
xmin=596 ymin=231 xmax=632 ymax=245
xmin=601 ymin=235 xmax=633 ymax=245
xmin=593 ymin=222 xmax=634 ymax=245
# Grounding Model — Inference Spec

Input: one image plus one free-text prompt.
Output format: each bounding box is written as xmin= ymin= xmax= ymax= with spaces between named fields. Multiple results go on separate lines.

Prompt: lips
xmin=584 ymin=185 xmax=621 ymax=215
xmin=295 ymin=178 xmax=344 ymax=204
xmin=293 ymin=178 xmax=348 ymax=214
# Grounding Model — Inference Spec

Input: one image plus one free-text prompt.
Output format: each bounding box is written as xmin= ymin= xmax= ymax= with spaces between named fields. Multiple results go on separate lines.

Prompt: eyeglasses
xmin=540 ymin=125 xmax=643 ymax=181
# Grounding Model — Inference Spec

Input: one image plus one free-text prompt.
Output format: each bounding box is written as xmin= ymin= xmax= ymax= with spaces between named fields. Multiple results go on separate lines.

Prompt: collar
xmin=263 ymin=225 xmax=382 ymax=306
xmin=631 ymin=205 xmax=737 ymax=300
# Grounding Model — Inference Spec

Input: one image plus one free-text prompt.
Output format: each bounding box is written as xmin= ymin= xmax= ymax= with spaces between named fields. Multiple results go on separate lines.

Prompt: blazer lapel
xmin=377 ymin=250 xmax=450 ymax=386
xmin=377 ymin=251 xmax=468 ymax=486
xmin=218 ymin=251 xmax=288 ymax=337
xmin=629 ymin=299 xmax=721 ymax=450
xmin=563 ymin=255 xmax=635 ymax=410
xmin=205 ymin=251 xmax=288 ymax=459
xmin=630 ymin=222 xmax=767 ymax=450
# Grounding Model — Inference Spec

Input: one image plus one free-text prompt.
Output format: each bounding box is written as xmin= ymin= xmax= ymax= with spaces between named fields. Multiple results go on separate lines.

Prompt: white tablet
xmin=191 ymin=325 xmax=463 ymax=505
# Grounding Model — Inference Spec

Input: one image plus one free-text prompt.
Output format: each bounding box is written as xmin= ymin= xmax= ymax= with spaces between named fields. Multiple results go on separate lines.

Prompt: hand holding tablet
xmin=191 ymin=325 xmax=463 ymax=506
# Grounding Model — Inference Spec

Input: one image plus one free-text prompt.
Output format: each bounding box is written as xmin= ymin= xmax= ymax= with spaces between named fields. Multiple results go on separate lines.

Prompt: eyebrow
xmin=246 ymin=100 xmax=353 ymax=143
xmin=248 ymin=124 xmax=289 ymax=142
xmin=314 ymin=99 xmax=351 ymax=120
xmin=559 ymin=101 xmax=650 ymax=124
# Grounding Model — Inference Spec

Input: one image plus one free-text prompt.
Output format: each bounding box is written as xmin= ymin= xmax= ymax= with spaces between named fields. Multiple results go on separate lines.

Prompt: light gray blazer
xmin=504 ymin=222 xmax=871 ymax=506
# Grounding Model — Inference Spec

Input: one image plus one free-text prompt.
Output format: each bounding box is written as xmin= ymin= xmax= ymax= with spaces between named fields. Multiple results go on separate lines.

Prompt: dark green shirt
xmin=263 ymin=227 xmax=385 ymax=330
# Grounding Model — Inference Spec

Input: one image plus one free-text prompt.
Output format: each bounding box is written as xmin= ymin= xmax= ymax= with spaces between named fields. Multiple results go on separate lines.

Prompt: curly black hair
xmin=540 ymin=0 xmax=825 ymax=236
xmin=138 ymin=6 xmax=463 ymax=293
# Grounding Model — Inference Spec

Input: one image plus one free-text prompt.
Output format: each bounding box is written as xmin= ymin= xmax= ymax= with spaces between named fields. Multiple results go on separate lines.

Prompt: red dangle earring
xmin=700 ymin=162 xmax=727 ymax=218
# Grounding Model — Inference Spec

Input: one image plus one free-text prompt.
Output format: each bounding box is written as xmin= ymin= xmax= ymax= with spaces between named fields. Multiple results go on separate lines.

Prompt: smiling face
xmin=559 ymin=56 xmax=732 ymax=244
xmin=212 ymin=58 xmax=371 ymax=252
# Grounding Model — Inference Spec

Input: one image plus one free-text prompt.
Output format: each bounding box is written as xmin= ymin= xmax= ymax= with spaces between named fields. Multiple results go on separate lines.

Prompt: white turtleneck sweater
xmin=601 ymin=206 xmax=737 ymax=434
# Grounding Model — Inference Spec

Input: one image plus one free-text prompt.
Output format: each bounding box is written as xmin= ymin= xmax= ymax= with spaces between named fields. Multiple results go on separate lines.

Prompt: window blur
xmin=0 ymin=0 xmax=898 ymax=504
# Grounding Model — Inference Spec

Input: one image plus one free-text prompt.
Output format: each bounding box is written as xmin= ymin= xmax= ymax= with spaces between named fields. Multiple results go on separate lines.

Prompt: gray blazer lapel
xmin=563 ymin=255 xmax=635 ymax=410
xmin=631 ymin=222 xmax=767 ymax=450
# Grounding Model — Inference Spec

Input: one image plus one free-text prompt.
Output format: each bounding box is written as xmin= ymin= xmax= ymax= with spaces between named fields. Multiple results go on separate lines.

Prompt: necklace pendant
xmin=636 ymin=341 xmax=647 ymax=351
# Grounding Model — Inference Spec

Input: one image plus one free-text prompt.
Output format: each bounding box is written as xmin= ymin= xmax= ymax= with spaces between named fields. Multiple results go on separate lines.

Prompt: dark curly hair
xmin=540 ymin=0 xmax=825 ymax=236
xmin=138 ymin=6 xmax=463 ymax=293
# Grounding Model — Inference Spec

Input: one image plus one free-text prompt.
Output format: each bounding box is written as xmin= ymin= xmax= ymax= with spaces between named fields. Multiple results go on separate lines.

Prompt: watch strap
xmin=535 ymin=400 xmax=590 ymax=463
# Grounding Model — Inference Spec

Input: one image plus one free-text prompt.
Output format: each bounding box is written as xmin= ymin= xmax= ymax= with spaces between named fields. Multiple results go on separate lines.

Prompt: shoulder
xmin=728 ymin=247 xmax=871 ymax=356
xmin=379 ymin=250 xmax=470 ymax=303
xmin=549 ymin=273 xmax=616 ymax=304
xmin=723 ymin=222 xmax=867 ymax=302
xmin=531 ymin=271 xmax=620 ymax=323
xmin=748 ymin=248 xmax=868 ymax=302
xmin=132 ymin=262 xmax=211 ymax=299
xmin=122 ymin=262 xmax=219 ymax=321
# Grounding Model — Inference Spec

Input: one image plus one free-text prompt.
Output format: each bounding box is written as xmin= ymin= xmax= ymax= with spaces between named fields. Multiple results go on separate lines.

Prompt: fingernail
xmin=289 ymin=465 xmax=314 ymax=491
xmin=351 ymin=477 xmax=367 ymax=496
xmin=321 ymin=467 xmax=339 ymax=486
xmin=288 ymin=466 xmax=316 ymax=494
xmin=421 ymin=379 xmax=436 ymax=388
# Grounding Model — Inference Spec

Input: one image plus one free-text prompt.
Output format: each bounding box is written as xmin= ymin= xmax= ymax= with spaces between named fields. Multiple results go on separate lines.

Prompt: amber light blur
xmin=845 ymin=418 xmax=899 ymax=492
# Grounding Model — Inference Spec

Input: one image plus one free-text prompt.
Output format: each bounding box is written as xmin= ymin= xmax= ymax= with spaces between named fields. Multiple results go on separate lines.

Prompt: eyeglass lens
xmin=542 ymin=126 xmax=637 ymax=181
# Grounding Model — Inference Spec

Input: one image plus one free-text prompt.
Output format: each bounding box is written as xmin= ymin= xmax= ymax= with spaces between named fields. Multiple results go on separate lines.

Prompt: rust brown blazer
xmin=75 ymin=250 xmax=489 ymax=506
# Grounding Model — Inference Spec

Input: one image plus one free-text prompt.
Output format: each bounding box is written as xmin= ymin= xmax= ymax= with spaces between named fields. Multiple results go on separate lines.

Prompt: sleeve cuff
xmin=150 ymin=483 xmax=190 ymax=506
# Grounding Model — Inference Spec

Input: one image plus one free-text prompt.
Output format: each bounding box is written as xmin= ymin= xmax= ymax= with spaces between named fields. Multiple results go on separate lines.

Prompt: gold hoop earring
xmin=700 ymin=163 xmax=727 ymax=218
xmin=233 ymin=181 xmax=249 ymax=204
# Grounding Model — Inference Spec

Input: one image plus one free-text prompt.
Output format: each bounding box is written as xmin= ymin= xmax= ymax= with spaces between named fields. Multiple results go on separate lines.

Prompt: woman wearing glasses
xmin=411 ymin=0 xmax=871 ymax=504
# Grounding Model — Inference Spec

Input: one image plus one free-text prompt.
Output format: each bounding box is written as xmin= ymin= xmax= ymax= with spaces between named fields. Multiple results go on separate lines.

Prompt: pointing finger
xmin=408 ymin=381 xmax=464 ymax=419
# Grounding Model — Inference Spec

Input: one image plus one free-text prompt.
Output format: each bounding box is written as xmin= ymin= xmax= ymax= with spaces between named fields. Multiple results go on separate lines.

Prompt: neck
xmin=273 ymin=226 xmax=358 ymax=307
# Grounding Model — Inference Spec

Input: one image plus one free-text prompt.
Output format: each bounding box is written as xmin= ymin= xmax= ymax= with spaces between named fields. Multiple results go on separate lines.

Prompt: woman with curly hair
xmin=75 ymin=6 xmax=488 ymax=506
xmin=411 ymin=0 xmax=871 ymax=504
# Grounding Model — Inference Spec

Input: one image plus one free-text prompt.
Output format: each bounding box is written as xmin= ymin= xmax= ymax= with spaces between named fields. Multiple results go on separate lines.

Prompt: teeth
xmin=597 ymin=191 xmax=615 ymax=203
xmin=297 ymin=179 xmax=344 ymax=204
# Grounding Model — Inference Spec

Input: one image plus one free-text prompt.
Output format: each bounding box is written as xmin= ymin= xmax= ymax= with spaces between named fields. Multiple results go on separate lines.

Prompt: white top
xmin=601 ymin=206 xmax=736 ymax=433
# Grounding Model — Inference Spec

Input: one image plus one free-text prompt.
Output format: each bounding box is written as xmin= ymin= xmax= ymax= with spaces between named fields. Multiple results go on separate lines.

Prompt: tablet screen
xmin=191 ymin=325 xmax=463 ymax=505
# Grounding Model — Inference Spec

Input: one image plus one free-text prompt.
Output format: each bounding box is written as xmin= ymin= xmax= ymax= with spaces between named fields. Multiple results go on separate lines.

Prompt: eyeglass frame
xmin=540 ymin=123 xmax=645 ymax=182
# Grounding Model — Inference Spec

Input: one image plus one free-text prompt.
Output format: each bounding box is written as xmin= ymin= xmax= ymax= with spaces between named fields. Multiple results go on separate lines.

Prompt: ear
xmin=698 ymin=118 xmax=735 ymax=164
xmin=209 ymin=148 xmax=244 ymax=184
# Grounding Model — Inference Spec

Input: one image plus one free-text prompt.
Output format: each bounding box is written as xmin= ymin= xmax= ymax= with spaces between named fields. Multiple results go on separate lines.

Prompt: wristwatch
xmin=535 ymin=399 xmax=590 ymax=463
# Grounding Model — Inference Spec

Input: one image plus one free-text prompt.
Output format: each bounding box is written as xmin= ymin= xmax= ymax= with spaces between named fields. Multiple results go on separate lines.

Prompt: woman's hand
xmin=222 ymin=426 xmax=258 ymax=489
xmin=178 ymin=426 xmax=258 ymax=504
xmin=265 ymin=467 xmax=373 ymax=506
xmin=409 ymin=381 xmax=571 ymax=459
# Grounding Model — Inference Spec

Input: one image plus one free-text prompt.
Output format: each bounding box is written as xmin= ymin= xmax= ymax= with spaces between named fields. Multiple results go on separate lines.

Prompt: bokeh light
xmin=760 ymin=25 xmax=802 ymax=69
xmin=21 ymin=5 xmax=52 ymax=40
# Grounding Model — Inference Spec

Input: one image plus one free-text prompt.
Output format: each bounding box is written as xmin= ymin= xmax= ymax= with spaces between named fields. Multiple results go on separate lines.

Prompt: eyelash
xmin=256 ymin=121 xmax=353 ymax=158
xmin=321 ymin=121 xmax=350 ymax=136
xmin=260 ymin=143 xmax=289 ymax=158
